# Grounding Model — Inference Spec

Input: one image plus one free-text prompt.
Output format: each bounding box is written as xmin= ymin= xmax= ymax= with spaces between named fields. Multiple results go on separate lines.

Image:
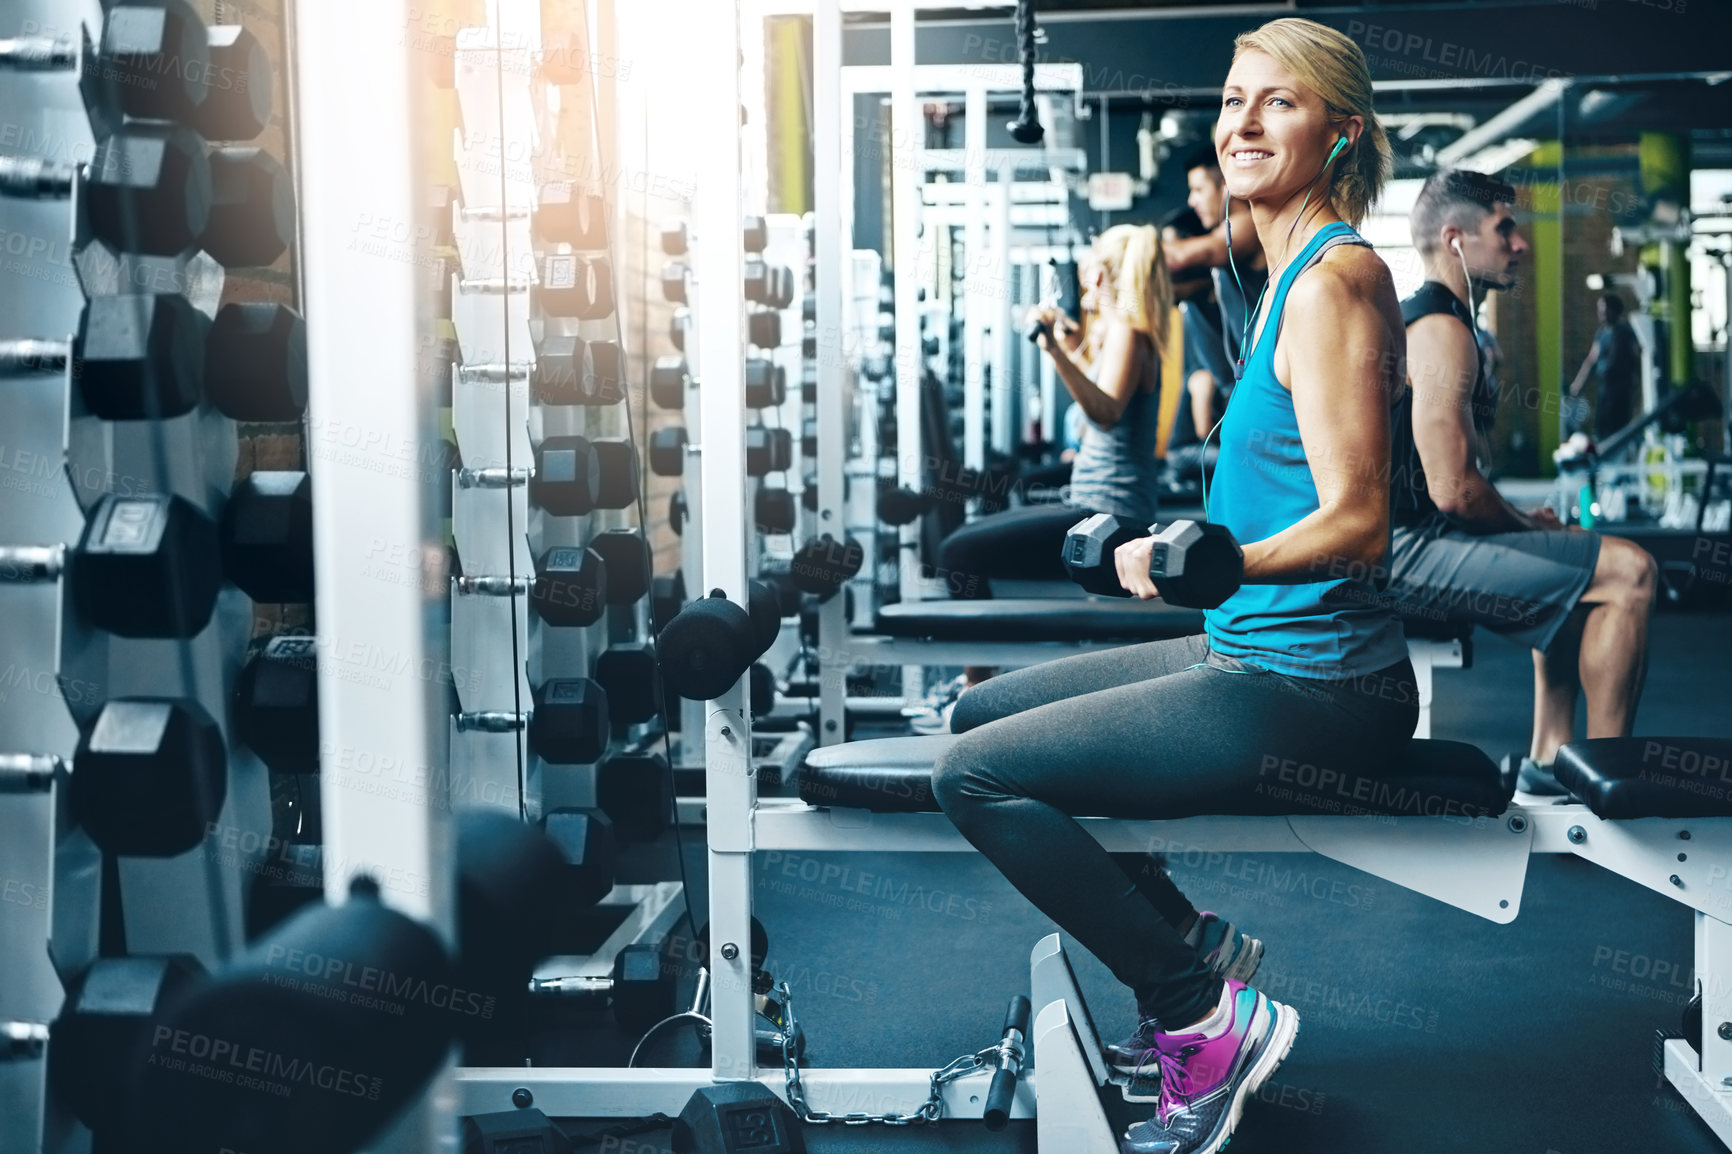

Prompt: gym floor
xmin=559 ymin=609 xmax=1732 ymax=1154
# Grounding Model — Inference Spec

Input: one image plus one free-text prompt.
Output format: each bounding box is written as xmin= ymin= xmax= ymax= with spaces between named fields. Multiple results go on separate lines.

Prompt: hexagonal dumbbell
xmin=1060 ymin=514 xmax=1243 ymax=609
xmin=669 ymin=306 xmax=692 ymax=352
xmin=745 ymin=427 xmax=792 ymax=476
xmin=596 ymin=751 xmax=673 ymax=842
xmin=0 ymin=3 xmax=210 ymax=139
xmin=747 ymin=309 xmax=781 ymax=350
xmin=456 ymin=678 xmax=610 ymax=765
xmin=591 ymin=439 xmax=640 ymax=511
xmin=202 ymin=146 xmax=296 ymax=267
xmin=588 ymin=529 xmax=650 ymax=605
xmin=48 ymin=954 xmax=209 ymax=1138
xmin=744 ymin=356 xmax=785 ymax=409
xmin=531 ymin=435 xmax=603 ymax=516
xmin=754 ymin=485 xmax=797 ymax=535
xmin=533 ymin=181 xmax=606 ymax=249
xmin=533 ymin=252 xmax=613 ymax=320
xmin=532 ymin=334 xmax=624 ymax=407
xmin=529 ymin=545 xmax=608 ymax=628
xmin=594 ymin=643 xmax=659 ymax=726
xmin=72 ymin=697 xmax=227 ymax=856
xmin=650 ymin=355 xmax=689 ymax=409
xmin=540 ymin=807 xmax=618 ymax=911
xmin=221 ymin=471 xmax=314 ymax=605
xmin=661 ymin=260 xmax=688 ymax=304
xmin=648 ymin=426 xmax=688 ymax=477
xmin=235 ymin=635 xmax=318 ymax=776
xmin=660 ymin=220 xmax=689 ymax=255
xmin=0 ymin=294 xmax=305 ymax=422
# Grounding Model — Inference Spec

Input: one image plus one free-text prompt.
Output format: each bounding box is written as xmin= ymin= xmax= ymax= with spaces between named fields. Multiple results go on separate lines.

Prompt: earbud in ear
xmin=1326 ymin=135 xmax=1348 ymax=163
xmin=1451 ymin=238 xmax=1463 ymax=255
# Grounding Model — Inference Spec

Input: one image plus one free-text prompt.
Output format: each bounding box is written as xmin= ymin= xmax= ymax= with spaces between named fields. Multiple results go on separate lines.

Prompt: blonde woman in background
xmin=935 ymin=223 xmax=1172 ymax=598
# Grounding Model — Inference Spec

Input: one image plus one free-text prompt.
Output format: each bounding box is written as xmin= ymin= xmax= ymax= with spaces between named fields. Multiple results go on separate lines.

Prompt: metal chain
xmin=776 ymin=981 xmax=1001 ymax=1125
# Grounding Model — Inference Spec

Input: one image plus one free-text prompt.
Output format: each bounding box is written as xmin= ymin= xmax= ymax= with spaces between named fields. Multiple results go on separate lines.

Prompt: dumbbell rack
xmin=0 ymin=1 xmax=298 ymax=1148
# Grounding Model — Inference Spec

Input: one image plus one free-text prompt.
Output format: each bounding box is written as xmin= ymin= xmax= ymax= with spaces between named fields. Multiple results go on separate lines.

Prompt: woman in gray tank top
xmin=936 ymin=224 xmax=1171 ymax=597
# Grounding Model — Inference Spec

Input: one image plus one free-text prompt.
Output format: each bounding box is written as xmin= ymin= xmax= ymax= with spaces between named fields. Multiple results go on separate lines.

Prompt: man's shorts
xmin=1385 ymin=517 xmax=1602 ymax=652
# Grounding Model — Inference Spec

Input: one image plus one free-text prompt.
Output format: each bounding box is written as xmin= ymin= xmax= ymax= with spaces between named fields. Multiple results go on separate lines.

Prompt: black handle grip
xmin=983 ymin=995 xmax=1030 ymax=1130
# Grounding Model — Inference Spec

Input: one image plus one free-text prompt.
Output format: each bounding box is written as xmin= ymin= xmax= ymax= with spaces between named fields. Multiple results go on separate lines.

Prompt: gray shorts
xmin=1385 ymin=517 xmax=1602 ymax=652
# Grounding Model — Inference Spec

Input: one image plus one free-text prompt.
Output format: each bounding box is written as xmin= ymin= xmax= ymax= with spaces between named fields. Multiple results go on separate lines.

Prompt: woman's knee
xmin=931 ymin=741 xmax=984 ymax=816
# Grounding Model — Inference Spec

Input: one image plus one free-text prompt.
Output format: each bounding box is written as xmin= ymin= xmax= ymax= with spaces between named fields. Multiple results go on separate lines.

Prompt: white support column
xmin=693 ymin=0 xmax=757 ymax=1082
xmin=890 ymin=3 xmax=922 ymax=609
xmin=962 ymin=86 xmax=987 ymax=477
xmin=994 ymin=170 xmax=1015 ymax=459
xmin=295 ymin=1 xmax=450 ymax=1149
xmin=814 ymin=0 xmax=847 ymax=746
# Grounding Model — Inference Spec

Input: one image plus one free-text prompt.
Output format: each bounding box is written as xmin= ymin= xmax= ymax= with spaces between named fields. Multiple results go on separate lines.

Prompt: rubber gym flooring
xmin=561 ymin=610 xmax=1732 ymax=1153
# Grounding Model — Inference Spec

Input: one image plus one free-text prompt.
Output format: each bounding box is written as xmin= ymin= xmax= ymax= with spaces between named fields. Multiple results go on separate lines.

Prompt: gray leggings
xmin=932 ymin=634 xmax=1418 ymax=1027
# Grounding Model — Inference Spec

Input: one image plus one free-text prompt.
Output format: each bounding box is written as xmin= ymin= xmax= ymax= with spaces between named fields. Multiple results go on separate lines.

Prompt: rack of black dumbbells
xmin=420 ymin=10 xmax=711 ymax=1076
xmin=0 ymin=1 xmax=315 ymax=1148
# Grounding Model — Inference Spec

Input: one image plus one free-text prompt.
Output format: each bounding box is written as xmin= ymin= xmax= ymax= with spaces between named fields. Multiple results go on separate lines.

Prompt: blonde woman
xmin=934 ymin=18 xmax=1411 ymax=1154
xmin=935 ymin=224 xmax=1171 ymax=597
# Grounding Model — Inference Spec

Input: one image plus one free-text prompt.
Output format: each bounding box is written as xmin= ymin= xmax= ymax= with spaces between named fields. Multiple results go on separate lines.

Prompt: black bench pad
xmin=1554 ymin=738 xmax=1732 ymax=819
xmin=798 ymin=735 xmax=1511 ymax=819
xmin=873 ymin=599 xmax=1204 ymax=642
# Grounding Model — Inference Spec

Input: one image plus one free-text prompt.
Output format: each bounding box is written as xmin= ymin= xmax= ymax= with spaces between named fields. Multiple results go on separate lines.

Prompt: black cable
xmin=1006 ymin=0 xmax=1043 ymax=145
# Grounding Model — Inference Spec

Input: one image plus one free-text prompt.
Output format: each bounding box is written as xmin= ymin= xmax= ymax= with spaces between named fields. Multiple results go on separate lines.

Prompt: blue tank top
xmin=1202 ymin=221 xmax=1409 ymax=680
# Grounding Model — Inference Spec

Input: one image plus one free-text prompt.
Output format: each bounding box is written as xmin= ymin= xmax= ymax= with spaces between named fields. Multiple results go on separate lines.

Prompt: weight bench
xmin=844 ymin=600 xmax=1471 ymax=737
xmin=769 ymin=734 xmax=1732 ymax=1148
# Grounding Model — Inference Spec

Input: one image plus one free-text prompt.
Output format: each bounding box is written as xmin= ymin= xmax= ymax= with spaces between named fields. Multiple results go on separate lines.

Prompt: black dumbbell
xmin=747 ymin=309 xmax=780 ymax=349
xmin=668 ymin=489 xmax=689 ymax=537
xmin=0 ymin=3 xmax=210 ymax=139
xmin=589 ymin=529 xmax=651 ymax=605
xmin=1 ymin=124 xmax=210 ymax=256
xmin=462 ymin=1109 xmax=573 ymax=1154
xmin=1061 ymin=514 xmax=1243 ymax=609
xmin=531 ymin=435 xmax=603 ymax=515
xmin=596 ymin=752 xmax=674 ymax=842
xmin=650 ymin=355 xmax=689 ymax=409
xmin=192 ymin=24 xmax=275 ymax=141
xmin=745 ymin=260 xmax=794 ymax=308
xmin=669 ymin=306 xmax=692 ymax=352
xmin=203 ymin=146 xmax=296 ymax=267
xmin=592 ymin=439 xmax=640 ymax=510
xmin=791 ymin=534 xmax=863 ymax=598
xmin=73 ymin=697 xmax=227 ymax=856
xmin=745 ymin=357 xmax=785 ymax=409
xmin=661 ymin=260 xmax=688 ymax=304
xmin=221 ymin=470 xmax=314 ymax=604
xmin=456 ymin=677 xmax=610 ymax=765
xmin=533 ymin=253 xmax=614 ymax=320
xmin=530 ymin=334 xmax=625 ymax=407
xmin=878 ymin=484 xmax=929 ymax=526
xmin=540 ymin=807 xmax=617 ymax=909
xmin=745 ymin=427 xmax=792 ymax=476
xmin=235 ymin=635 xmax=319 ymax=777
xmin=535 ymin=182 xmax=606 ymax=249
xmin=530 ymin=545 xmax=608 ymax=628
xmin=660 ymin=220 xmax=689 ymax=255
xmin=0 ymin=294 xmax=305 ymax=422
xmin=755 ymin=485 xmax=797 ymax=535
xmin=652 ymin=570 xmax=687 ymax=630
xmin=48 ymin=954 xmax=209 ymax=1138
xmin=649 ymin=426 xmax=688 ymax=477
xmin=742 ymin=215 xmax=768 ymax=253
xmin=595 ymin=643 xmax=659 ymax=726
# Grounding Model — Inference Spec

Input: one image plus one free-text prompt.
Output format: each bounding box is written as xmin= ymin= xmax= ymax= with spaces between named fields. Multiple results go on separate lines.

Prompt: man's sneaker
xmin=1118 ymin=981 xmax=1300 ymax=1154
xmin=1105 ymin=914 xmax=1263 ymax=1081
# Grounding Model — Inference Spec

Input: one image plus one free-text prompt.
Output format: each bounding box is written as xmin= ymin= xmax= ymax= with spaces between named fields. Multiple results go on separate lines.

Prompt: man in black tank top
xmin=1384 ymin=169 xmax=1658 ymax=795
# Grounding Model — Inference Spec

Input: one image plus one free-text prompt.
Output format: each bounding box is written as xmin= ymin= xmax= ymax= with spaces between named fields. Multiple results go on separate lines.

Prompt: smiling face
xmin=1215 ymin=49 xmax=1357 ymax=209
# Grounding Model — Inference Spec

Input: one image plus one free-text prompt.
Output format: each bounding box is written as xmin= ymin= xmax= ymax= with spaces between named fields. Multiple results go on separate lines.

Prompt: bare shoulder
xmin=1289 ymin=243 xmax=1394 ymax=309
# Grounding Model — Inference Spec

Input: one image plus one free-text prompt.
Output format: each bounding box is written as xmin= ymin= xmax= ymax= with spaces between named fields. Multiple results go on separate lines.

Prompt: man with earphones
xmin=1383 ymin=168 xmax=1658 ymax=796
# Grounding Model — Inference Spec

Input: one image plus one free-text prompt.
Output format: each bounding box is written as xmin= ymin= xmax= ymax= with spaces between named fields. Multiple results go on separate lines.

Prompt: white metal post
xmin=694 ymin=0 xmax=757 ymax=1082
xmin=814 ymin=0 xmax=848 ymax=746
xmin=995 ymin=170 xmax=1016 ymax=459
xmin=890 ymin=3 xmax=922 ymax=611
xmin=963 ymin=86 xmax=987 ymax=478
xmin=295 ymin=1 xmax=451 ymax=1149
